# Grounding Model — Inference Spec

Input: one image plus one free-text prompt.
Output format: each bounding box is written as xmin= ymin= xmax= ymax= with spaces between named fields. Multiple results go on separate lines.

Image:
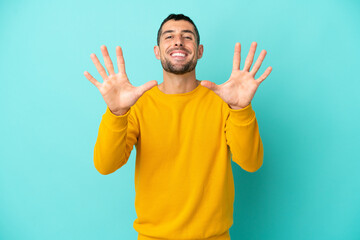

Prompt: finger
xmin=232 ymin=42 xmax=241 ymax=71
xmin=243 ymin=42 xmax=257 ymax=72
xmin=100 ymin=45 xmax=115 ymax=76
xmin=84 ymin=71 xmax=102 ymax=89
xmin=116 ymin=46 xmax=126 ymax=75
xmin=256 ymin=67 xmax=272 ymax=84
xmin=136 ymin=80 xmax=158 ymax=96
xmin=90 ymin=53 xmax=108 ymax=80
xmin=200 ymin=80 xmax=221 ymax=95
xmin=250 ymin=50 xmax=267 ymax=76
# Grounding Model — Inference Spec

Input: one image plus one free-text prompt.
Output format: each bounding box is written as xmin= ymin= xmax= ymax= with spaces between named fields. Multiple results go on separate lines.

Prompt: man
xmin=84 ymin=13 xmax=272 ymax=240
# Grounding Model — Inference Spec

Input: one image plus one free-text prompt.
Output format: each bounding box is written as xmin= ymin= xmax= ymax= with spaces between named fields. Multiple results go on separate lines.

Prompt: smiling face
xmin=154 ymin=20 xmax=203 ymax=75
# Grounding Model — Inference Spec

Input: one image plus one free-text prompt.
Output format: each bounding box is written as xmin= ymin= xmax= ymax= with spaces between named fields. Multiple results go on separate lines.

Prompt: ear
xmin=197 ymin=44 xmax=204 ymax=59
xmin=154 ymin=45 xmax=160 ymax=60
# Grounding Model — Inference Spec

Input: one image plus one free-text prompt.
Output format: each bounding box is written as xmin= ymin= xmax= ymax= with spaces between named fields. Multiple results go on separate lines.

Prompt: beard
xmin=160 ymin=55 xmax=198 ymax=75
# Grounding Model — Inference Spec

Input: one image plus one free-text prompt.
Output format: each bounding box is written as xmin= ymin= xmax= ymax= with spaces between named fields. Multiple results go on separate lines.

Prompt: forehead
xmin=161 ymin=20 xmax=195 ymax=33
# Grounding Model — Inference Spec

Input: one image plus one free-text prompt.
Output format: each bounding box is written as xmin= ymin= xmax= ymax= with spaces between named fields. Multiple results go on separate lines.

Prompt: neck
xmin=158 ymin=69 xmax=200 ymax=94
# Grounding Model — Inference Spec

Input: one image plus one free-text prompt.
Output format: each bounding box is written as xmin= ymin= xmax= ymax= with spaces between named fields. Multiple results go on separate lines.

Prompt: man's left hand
xmin=200 ymin=42 xmax=272 ymax=110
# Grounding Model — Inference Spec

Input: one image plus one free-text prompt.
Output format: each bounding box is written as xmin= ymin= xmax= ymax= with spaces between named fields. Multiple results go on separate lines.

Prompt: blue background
xmin=1 ymin=0 xmax=359 ymax=239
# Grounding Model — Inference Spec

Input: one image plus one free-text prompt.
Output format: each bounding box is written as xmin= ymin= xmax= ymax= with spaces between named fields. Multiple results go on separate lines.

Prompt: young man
xmin=84 ymin=14 xmax=272 ymax=240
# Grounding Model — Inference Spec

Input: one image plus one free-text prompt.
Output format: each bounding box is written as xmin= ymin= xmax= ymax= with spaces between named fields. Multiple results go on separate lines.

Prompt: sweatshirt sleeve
xmin=93 ymin=107 xmax=139 ymax=175
xmin=224 ymin=103 xmax=264 ymax=172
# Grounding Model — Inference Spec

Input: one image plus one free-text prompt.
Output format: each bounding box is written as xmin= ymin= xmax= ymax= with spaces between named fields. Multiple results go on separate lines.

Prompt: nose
xmin=174 ymin=36 xmax=183 ymax=47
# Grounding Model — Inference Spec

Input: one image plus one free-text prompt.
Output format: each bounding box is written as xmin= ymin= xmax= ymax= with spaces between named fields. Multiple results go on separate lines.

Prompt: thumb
xmin=200 ymin=80 xmax=220 ymax=94
xmin=137 ymin=80 xmax=158 ymax=96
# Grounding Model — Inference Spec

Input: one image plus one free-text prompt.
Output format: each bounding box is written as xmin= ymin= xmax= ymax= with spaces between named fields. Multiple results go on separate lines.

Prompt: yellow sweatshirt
xmin=94 ymin=83 xmax=263 ymax=240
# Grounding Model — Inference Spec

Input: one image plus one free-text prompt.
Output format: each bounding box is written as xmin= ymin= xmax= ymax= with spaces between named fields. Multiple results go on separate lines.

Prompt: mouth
xmin=169 ymin=50 xmax=189 ymax=60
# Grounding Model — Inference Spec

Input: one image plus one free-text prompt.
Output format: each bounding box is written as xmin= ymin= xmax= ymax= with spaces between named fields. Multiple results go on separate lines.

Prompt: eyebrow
xmin=162 ymin=30 xmax=195 ymax=37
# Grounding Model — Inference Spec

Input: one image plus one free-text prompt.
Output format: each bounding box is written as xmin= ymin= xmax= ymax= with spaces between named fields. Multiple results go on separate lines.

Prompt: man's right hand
xmin=84 ymin=45 xmax=158 ymax=116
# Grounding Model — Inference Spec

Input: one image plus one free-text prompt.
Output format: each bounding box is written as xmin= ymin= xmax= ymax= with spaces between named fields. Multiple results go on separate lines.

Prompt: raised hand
xmin=84 ymin=45 xmax=158 ymax=115
xmin=200 ymin=42 xmax=272 ymax=109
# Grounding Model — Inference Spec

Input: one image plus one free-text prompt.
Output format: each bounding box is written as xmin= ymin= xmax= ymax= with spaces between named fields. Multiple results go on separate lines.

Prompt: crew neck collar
xmin=154 ymin=81 xmax=203 ymax=97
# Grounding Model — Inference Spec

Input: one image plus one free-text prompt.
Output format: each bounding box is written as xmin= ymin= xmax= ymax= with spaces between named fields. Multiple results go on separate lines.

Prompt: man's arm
xmin=84 ymin=45 xmax=157 ymax=174
xmin=225 ymin=103 xmax=263 ymax=172
xmin=94 ymin=107 xmax=139 ymax=175
xmin=200 ymin=42 xmax=270 ymax=172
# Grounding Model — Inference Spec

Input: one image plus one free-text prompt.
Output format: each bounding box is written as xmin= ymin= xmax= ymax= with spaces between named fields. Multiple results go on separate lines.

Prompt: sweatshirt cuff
xmin=102 ymin=107 xmax=131 ymax=131
xmin=228 ymin=103 xmax=255 ymax=125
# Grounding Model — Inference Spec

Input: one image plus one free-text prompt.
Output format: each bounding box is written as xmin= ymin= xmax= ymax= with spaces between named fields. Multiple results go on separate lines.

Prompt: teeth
xmin=172 ymin=53 xmax=185 ymax=57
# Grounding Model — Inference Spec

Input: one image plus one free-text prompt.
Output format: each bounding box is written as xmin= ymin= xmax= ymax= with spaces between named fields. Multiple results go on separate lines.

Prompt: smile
xmin=170 ymin=50 xmax=188 ymax=59
xmin=171 ymin=52 xmax=186 ymax=57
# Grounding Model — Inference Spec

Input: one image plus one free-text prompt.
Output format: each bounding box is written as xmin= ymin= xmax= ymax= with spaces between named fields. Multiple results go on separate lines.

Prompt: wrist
xmin=229 ymin=105 xmax=243 ymax=110
xmin=228 ymin=101 xmax=251 ymax=110
xmin=110 ymin=107 xmax=130 ymax=116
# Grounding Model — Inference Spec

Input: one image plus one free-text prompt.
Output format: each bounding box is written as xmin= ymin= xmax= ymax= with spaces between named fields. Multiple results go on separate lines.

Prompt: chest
xmin=137 ymin=99 xmax=226 ymax=152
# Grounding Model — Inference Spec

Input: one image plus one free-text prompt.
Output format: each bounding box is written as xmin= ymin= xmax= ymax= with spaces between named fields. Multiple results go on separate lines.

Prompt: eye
xmin=165 ymin=36 xmax=172 ymax=39
xmin=185 ymin=36 xmax=192 ymax=39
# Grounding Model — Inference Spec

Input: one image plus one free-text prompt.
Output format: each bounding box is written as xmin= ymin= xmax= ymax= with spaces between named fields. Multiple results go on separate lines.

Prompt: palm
xmin=84 ymin=45 xmax=157 ymax=115
xmin=98 ymin=72 xmax=137 ymax=112
xmin=201 ymin=42 xmax=272 ymax=109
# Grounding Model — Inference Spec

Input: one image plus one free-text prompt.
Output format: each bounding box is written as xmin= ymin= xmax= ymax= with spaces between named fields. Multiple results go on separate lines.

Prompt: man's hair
xmin=157 ymin=14 xmax=200 ymax=46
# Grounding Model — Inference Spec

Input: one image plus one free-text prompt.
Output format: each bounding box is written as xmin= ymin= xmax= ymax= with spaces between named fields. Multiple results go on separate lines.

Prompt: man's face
xmin=154 ymin=20 xmax=203 ymax=75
